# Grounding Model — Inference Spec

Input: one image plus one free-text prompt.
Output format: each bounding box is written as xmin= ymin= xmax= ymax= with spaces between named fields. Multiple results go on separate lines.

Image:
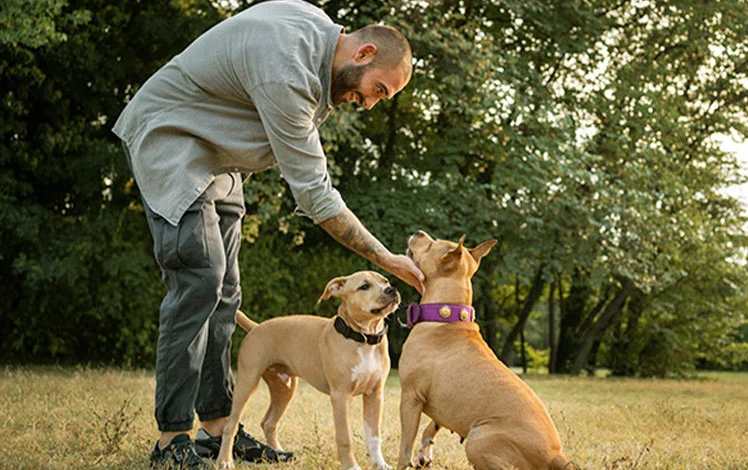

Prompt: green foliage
xmin=523 ymin=346 xmax=550 ymax=374
xmin=238 ymin=225 xmax=366 ymax=323
xmin=0 ymin=0 xmax=90 ymax=48
xmin=716 ymin=342 xmax=748 ymax=371
xmin=0 ymin=0 xmax=222 ymax=364
xmin=1 ymin=0 xmax=747 ymax=377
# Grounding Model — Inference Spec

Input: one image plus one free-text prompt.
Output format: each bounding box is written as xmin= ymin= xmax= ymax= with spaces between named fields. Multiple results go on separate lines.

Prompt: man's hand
xmin=380 ymin=253 xmax=424 ymax=295
xmin=319 ymin=208 xmax=424 ymax=294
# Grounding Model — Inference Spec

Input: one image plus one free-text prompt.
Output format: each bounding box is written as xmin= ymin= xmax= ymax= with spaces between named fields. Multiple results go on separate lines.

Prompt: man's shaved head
xmin=349 ymin=25 xmax=413 ymax=82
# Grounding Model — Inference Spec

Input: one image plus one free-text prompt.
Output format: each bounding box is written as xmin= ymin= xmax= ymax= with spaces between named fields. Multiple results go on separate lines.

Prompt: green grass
xmin=1 ymin=365 xmax=746 ymax=469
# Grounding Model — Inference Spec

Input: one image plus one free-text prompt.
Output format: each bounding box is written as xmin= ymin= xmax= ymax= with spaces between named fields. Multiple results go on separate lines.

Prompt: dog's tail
xmin=235 ymin=310 xmax=259 ymax=333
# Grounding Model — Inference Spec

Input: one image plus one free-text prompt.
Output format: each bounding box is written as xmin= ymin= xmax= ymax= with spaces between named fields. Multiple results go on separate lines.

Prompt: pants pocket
xmin=151 ymin=199 xmax=211 ymax=270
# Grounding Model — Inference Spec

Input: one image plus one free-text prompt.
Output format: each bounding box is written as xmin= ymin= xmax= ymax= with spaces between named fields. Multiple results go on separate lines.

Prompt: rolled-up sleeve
xmin=251 ymin=82 xmax=346 ymax=224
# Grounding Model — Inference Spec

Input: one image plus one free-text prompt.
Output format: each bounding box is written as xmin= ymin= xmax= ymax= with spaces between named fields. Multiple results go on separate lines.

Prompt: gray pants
xmin=141 ymin=169 xmax=245 ymax=431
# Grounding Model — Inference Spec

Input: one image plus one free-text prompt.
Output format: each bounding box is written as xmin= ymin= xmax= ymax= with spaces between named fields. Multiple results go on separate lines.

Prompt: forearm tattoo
xmin=320 ymin=209 xmax=387 ymax=266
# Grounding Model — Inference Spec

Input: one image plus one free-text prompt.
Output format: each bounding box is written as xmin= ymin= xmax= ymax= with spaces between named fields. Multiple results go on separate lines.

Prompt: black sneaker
xmin=194 ymin=423 xmax=294 ymax=463
xmin=150 ymin=434 xmax=212 ymax=469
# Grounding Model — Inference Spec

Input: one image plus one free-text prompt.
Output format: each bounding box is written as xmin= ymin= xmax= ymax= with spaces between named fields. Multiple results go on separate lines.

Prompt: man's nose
xmin=364 ymin=97 xmax=379 ymax=110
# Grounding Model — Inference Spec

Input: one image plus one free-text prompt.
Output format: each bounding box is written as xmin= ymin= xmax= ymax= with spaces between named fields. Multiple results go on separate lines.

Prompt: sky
xmin=720 ymin=137 xmax=748 ymax=213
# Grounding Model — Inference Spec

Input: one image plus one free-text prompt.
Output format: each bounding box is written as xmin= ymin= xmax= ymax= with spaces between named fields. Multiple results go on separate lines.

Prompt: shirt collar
xmin=320 ymin=24 xmax=344 ymax=112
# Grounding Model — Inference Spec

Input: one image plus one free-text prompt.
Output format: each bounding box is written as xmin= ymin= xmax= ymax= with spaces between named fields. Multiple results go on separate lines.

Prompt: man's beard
xmin=331 ymin=62 xmax=371 ymax=106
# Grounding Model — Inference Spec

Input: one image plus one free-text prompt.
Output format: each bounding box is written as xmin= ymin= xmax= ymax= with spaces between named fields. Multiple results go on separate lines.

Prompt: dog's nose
xmin=384 ymin=286 xmax=397 ymax=297
xmin=408 ymin=231 xmax=426 ymax=246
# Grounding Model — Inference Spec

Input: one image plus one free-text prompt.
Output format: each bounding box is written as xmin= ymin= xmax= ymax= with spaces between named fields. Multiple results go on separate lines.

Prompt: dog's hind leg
xmin=217 ymin=364 xmax=264 ymax=467
xmin=464 ymin=426 xmax=531 ymax=470
xmin=414 ymin=419 xmax=441 ymax=467
xmin=260 ymin=367 xmax=297 ymax=450
xmin=218 ymin=339 xmax=269 ymax=468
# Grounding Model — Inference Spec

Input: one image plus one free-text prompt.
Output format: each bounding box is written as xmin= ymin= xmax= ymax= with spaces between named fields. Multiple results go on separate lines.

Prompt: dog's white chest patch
xmin=351 ymin=347 xmax=382 ymax=383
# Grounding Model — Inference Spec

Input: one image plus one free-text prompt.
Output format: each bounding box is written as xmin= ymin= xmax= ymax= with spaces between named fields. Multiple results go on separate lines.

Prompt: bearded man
xmin=112 ymin=0 xmax=423 ymax=468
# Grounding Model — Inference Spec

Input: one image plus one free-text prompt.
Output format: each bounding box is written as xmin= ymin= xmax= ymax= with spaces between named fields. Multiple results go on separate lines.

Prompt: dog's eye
xmin=358 ymin=283 xmax=370 ymax=291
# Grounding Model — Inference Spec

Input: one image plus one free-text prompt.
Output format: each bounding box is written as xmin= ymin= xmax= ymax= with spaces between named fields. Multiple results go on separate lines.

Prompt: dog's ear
xmin=469 ymin=239 xmax=498 ymax=262
xmin=441 ymin=235 xmax=466 ymax=265
xmin=317 ymin=276 xmax=348 ymax=304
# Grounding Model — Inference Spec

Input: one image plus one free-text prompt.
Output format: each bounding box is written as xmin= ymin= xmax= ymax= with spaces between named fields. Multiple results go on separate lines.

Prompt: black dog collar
xmin=334 ymin=316 xmax=387 ymax=345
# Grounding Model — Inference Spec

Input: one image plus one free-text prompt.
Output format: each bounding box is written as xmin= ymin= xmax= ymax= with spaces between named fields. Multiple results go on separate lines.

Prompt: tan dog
xmin=218 ymin=271 xmax=401 ymax=470
xmin=397 ymin=231 xmax=575 ymax=470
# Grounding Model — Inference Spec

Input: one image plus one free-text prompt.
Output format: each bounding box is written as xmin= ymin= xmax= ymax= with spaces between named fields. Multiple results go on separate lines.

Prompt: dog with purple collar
xmin=396 ymin=231 xmax=577 ymax=470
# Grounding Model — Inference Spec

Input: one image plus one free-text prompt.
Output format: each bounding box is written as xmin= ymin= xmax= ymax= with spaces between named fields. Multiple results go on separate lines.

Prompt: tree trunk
xmin=520 ymin=327 xmax=527 ymax=374
xmin=548 ymin=277 xmax=557 ymax=373
xmin=555 ymin=268 xmax=589 ymax=374
xmin=609 ymin=287 xmax=646 ymax=376
xmin=500 ymin=268 xmax=545 ymax=366
xmin=483 ymin=303 xmax=498 ymax=354
xmin=587 ymin=339 xmax=602 ymax=373
xmin=571 ymin=277 xmax=634 ymax=374
xmin=473 ymin=265 xmax=500 ymax=355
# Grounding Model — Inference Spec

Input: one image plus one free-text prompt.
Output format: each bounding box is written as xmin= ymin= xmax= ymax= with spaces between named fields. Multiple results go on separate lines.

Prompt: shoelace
xmin=235 ymin=425 xmax=263 ymax=448
xmin=169 ymin=440 xmax=204 ymax=465
xmin=235 ymin=424 xmax=250 ymax=440
xmin=235 ymin=424 xmax=279 ymax=459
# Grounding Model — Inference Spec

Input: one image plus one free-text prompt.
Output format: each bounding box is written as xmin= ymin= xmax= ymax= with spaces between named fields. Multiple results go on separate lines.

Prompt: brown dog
xmin=218 ymin=271 xmax=400 ymax=470
xmin=396 ymin=231 xmax=575 ymax=470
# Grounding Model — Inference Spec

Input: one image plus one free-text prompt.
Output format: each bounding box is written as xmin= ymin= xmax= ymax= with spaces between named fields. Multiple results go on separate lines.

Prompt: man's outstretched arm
xmin=320 ymin=208 xmax=424 ymax=294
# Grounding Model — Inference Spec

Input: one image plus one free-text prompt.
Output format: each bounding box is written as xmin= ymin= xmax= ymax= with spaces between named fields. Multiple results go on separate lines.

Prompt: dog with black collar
xmin=218 ymin=271 xmax=400 ymax=470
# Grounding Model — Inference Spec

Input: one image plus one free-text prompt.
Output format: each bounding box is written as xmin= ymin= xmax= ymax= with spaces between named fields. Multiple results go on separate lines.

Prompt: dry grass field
xmin=1 ymin=365 xmax=746 ymax=469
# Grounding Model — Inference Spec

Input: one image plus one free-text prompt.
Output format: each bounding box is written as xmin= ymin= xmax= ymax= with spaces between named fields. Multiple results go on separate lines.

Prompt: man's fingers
xmin=386 ymin=254 xmax=424 ymax=294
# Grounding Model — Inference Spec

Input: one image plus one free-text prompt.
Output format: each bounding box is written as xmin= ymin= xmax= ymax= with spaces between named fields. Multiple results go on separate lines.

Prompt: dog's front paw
xmin=414 ymin=446 xmax=433 ymax=467
xmin=219 ymin=461 xmax=235 ymax=469
xmin=414 ymin=455 xmax=432 ymax=468
xmin=376 ymin=463 xmax=392 ymax=470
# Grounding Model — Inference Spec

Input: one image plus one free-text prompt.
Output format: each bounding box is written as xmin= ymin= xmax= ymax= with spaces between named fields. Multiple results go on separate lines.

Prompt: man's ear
xmin=469 ymin=239 xmax=498 ymax=262
xmin=354 ymin=43 xmax=377 ymax=63
xmin=317 ymin=276 xmax=349 ymax=304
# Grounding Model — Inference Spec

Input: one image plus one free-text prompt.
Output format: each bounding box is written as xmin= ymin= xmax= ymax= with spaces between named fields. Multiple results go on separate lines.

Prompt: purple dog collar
xmin=406 ymin=303 xmax=475 ymax=327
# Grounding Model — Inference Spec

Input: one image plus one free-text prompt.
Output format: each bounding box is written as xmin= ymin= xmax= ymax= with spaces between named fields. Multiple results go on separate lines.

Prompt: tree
xmin=0 ymin=0 xmax=222 ymax=363
xmin=2 ymin=0 xmax=746 ymax=374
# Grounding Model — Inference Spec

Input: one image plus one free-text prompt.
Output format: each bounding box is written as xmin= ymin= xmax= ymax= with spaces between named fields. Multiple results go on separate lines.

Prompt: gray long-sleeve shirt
xmin=113 ymin=0 xmax=346 ymax=226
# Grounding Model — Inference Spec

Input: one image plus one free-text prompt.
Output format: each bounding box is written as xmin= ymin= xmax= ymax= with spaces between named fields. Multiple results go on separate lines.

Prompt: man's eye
xmin=358 ymin=283 xmax=370 ymax=291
